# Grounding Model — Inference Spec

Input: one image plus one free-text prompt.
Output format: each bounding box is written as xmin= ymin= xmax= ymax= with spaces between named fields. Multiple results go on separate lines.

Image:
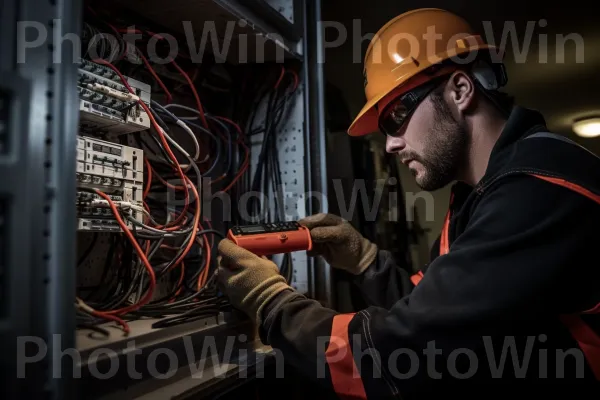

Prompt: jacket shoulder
xmin=482 ymin=132 xmax=600 ymax=196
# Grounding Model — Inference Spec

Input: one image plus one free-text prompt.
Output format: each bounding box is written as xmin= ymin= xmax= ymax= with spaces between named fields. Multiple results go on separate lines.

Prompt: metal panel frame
xmin=121 ymin=0 xmax=302 ymax=63
xmin=214 ymin=0 xmax=302 ymax=56
xmin=302 ymin=0 xmax=331 ymax=305
xmin=75 ymin=316 xmax=276 ymax=400
xmin=263 ymin=0 xmax=295 ymax=24
xmin=245 ymin=0 xmax=301 ymax=40
xmin=1 ymin=0 xmax=81 ymax=398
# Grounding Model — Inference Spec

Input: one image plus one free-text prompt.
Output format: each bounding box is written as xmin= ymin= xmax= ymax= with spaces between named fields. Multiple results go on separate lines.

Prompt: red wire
xmin=91 ymin=58 xmax=192 ymax=228
xmin=286 ymin=69 xmax=300 ymax=91
xmin=94 ymin=191 xmax=156 ymax=315
xmin=274 ymin=65 xmax=285 ymax=89
xmin=91 ymin=58 xmax=196 ymax=244
xmin=220 ymin=143 xmax=249 ymax=193
xmin=144 ymin=158 xmax=152 ymax=198
xmin=170 ymin=60 xmax=209 ymax=129
xmin=204 ymin=217 xmax=215 ymax=248
xmin=214 ymin=116 xmax=242 ymax=135
xmin=138 ymin=50 xmax=173 ymax=103
xmin=168 ymin=175 xmax=201 ymax=270
xmin=90 ymin=310 xmax=130 ymax=334
xmin=211 ymin=116 xmax=248 ymax=192
xmin=196 ymin=226 xmax=211 ymax=290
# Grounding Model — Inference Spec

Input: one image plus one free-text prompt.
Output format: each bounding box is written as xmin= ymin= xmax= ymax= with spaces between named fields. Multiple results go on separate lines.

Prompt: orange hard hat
xmin=348 ymin=8 xmax=500 ymax=136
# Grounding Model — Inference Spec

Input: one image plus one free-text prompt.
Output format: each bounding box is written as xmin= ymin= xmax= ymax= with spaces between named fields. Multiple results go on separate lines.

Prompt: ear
xmin=447 ymin=70 xmax=475 ymax=113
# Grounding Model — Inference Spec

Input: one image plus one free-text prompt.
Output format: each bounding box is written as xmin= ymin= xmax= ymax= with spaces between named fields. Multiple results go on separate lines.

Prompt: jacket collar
xmin=489 ymin=106 xmax=548 ymax=158
xmin=477 ymin=106 xmax=548 ymax=189
xmin=450 ymin=106 xmax=548 ymax=201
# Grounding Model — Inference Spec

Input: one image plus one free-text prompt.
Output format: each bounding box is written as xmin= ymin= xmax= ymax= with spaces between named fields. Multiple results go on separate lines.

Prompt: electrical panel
xmin=2 ymin=0 xmax=328 ymax=398
xmin=76 ymin=59 xmax=148 ymax=232
xmin=76 ymin=136 xmax=144 ymax=231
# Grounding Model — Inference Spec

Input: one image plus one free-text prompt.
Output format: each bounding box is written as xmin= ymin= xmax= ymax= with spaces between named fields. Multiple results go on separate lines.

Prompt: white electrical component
xmin=76 ymin=136 xmax=144 ymax=232
xmin=78 ymin=59 xmax=151 ymax=135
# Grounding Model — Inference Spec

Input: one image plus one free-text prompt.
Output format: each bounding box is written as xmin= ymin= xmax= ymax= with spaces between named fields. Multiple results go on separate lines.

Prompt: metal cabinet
xmin=0 ymin=0 xmax=327 ymax=398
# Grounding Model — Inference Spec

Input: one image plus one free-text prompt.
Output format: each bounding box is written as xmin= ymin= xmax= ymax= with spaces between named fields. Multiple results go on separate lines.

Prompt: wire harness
xmin=76 ymin=13 xmax=301 ymax=335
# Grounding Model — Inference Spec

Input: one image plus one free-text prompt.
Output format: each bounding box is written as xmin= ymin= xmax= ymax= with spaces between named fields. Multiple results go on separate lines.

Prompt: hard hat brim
xmin=347 ymin=44 xmax=499 ymax=136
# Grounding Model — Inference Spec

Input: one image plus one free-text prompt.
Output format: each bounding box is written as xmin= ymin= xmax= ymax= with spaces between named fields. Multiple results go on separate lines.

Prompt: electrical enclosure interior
xmin=1 ymin=0 xmax=329 ymax=399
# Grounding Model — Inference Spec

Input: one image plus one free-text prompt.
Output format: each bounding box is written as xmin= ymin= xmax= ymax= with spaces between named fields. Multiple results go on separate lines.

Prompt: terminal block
xmin=76 ymin=136 xmax=144 ymax=232
xmin=78 ymin=59 xmax=151 ymax=135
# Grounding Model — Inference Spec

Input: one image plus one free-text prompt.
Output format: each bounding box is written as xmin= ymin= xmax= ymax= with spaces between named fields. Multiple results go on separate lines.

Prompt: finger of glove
xmin=219 ymin=238 xmax=262 ymax=266
xmin=261 ymin=256 xmax=281 ymax=274
xmin=217 ymin=253 xmax=239 ymax=272
xmin=310 ymin=225 xmax=350 ymax=244
xmin=218 ymin=238 xmax=279 ymax=272
xmin=299 ymin=213 xmax=344 ymax=229
xmin=216 ymin=265 xmax=252 ymax=293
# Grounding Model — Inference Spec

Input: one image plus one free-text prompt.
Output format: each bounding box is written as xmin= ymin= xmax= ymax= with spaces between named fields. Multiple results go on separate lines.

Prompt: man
xmin=217 ymin=8 xmax=600 ymax=398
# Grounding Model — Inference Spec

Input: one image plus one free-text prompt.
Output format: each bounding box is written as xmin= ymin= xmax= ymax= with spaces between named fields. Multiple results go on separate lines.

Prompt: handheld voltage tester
xmin=227 ymin=221 xmax=312 ymax=256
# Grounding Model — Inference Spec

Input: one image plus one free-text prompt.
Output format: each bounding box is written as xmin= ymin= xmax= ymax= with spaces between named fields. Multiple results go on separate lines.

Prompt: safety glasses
xmin=378 ymin=76 xmax=448 ymax=137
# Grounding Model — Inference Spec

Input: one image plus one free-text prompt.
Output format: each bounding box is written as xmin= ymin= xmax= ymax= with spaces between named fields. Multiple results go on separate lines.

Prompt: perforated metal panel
xmin=250 ymin=84 xmax=308 ymax=294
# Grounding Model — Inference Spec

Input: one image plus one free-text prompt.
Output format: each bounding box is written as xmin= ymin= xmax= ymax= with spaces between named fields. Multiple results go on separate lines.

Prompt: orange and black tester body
xmin=227 ymin=221 xmax=312 ymax=256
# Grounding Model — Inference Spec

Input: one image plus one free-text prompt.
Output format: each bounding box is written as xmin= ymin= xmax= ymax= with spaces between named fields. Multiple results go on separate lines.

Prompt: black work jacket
xmin=260 ymin=107 xmax=600 ymax=398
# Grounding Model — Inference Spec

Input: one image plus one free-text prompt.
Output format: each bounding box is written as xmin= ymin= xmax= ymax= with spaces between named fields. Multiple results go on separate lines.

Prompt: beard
xmin=409 ymin=97 xmax=469 ymax=191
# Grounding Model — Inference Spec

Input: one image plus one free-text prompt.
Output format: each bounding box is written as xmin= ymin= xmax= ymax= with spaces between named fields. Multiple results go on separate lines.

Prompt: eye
xmin=390 ymin=107 xmax=407 ymax=124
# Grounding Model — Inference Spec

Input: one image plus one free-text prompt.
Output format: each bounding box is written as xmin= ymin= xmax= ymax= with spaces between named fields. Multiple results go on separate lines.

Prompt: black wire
xmin=79 ymin=234 xmax=119 ymax=301
xmin=78 ymin=233 xmax=99 ymax=266
xmin=176 ymin=118 xmax=221 ymax=178
xmin=150 ymin=306 xmax=220 ymax=329
xmin=76 ymin=323 xmax=111 ymax=338
xmin=76 ymin=65 xmax=299 ymax=328
xmin=205 ymin=115 xmax=233 ymax=181
xmin=149 ymin=255 xmax=207 ymax=304
xmin=125 ymin=229 xmax=224 ymax=308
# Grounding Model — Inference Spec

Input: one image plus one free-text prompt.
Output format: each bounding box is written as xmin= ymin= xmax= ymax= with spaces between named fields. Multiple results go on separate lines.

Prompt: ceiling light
xmin=573 ymin=117 xmax=600 ymax=138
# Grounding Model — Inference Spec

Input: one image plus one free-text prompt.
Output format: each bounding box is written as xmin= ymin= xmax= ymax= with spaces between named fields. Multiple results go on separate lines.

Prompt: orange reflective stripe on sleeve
xmin=325 ymin=314 xmax=367 ymax=400
xmin=559 ymin=314 xmax=600 ymax=380
xmin=410 ymin=270 xmax=424 ymax=286
xmin=439 ymin=192 xmax=454 ymax=256
xmin=530 ymin=174 xmax=600 ymax=204
xmin=529 ymin=173 xmax=600 ymax=380
xmin=439 ymin=210 xmax=451 ymax=256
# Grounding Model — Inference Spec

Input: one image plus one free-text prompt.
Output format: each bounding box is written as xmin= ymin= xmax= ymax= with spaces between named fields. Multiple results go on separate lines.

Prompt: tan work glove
xmin=299 ymin=213 xmax=378 ymax=275
xmin=217 ymin=239 xmax=293 ymax=325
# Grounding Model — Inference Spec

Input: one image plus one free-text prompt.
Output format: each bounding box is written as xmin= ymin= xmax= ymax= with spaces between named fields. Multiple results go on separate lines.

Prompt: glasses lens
xmin=380 ymin=100 xmax=408 ymax=136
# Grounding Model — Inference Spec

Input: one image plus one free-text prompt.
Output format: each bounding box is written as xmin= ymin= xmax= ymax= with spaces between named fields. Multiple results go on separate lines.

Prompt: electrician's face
xmin=385 ymin=88 xmax=469 ymax=191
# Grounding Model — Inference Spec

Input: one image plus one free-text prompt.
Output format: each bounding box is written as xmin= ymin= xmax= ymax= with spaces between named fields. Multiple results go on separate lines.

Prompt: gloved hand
xmin=299 ymin=213 xmax=378 ymax=275
xmin=217 ymin=238 xmax=293 ymax=325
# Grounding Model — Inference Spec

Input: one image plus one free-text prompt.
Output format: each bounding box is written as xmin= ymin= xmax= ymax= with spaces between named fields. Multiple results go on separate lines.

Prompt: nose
xmin=385 ymin=135 xmax=406 ymax=154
